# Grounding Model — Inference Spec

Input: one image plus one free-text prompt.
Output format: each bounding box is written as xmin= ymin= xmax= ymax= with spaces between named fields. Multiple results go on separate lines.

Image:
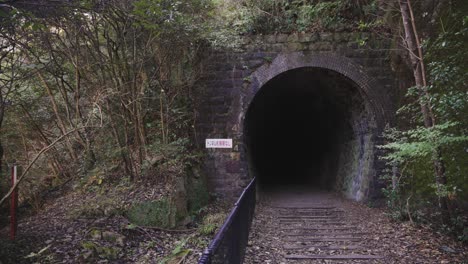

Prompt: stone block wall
xmin=195 ymin=32 xmax=398 ymax=201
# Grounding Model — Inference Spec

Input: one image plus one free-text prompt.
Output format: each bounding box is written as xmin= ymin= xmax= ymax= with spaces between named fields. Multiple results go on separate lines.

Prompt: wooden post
xmin=10 ymin=164 xmax=17 ymax=240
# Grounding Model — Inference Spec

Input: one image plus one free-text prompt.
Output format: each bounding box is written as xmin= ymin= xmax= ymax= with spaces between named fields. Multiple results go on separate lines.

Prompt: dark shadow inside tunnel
xmin=244 ymin=67 xmax=369 ymax=192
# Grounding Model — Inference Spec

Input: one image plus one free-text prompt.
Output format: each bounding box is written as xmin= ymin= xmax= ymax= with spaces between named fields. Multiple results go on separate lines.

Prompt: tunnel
xmin=244 ymin=67 xmax=375 ymax=198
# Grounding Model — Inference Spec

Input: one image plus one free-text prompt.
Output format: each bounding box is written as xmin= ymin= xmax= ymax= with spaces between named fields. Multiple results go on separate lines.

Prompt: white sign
xmin=206 ymin=139 xmax=233 ymax=148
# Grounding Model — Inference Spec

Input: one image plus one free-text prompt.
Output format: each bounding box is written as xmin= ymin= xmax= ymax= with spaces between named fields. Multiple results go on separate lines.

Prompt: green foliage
xmin=69 ymin=195 xmax=125 ymax=219
xmin=125 ymin=198 xmax=177 ymax=228
xmin=158 ymin=238 xmax=191 ymax=264
xmin=425 ymin=12 xmax=468 ymax=123
xmin=379 ymin=122 xmax=467 ymax=209
xmin=141 ymin=138 xmax=204 ymax=184
xmin=198 ymin=223 xmax=218 ymax=236
xmin=0 ymin=0 xmax=212 ymax=210
xmin=133 ymin=0 xmax=213 ymax=34
xmin=381 ymin=187 xmax=406 ymax=220
xmin=217 ymin=0 xmax=381 ymax=35
xmin=198 ymin=213 xmax=226 ymax=235
xmin=80 ymin=241 xmax=122 ymax=260
xmin=378 ymin=4 xmax=468 ymax=239
xmin=380 ymin=122 xmax=468 ymax=165
xmin=296 ymin=1 xmax=345 ymax=31
xmin=451 ymin=216 xmax=468 ymax=243
xmin=204 ymin=2 xmax=245 ymax=50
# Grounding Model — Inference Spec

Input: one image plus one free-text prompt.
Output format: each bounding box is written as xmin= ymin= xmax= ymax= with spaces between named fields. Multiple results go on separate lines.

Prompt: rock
xmin=66 ymin=227 xmax=74 ymax=233
xmin=116 ymin=236 xmax=125 ymax=247
xmin=276 ymin=34 xmax=288 ymax=43
xmin=298 ymin=33 xmax=312 ymax=43
xmin=177 ymin=216 xmax=192 ymax=227
xmin=82 ymin=251 xmax=92 ymax=260
xmin=287 ymin=33 xmax=299 ymax=42
xmin=172 ymin=176 xmax=188 ymax=228
xmin=90 ymin=229 xmax=102 ymax=239
xmin=439 ymin=246 xmax=457 ymax=253
xmin=265 ymin=35 xmax=276 ymax=43
xmin=102 ymin=231 xmax=126 ymax=247
xmin=320 ymin=32 xmax=333 ymax=41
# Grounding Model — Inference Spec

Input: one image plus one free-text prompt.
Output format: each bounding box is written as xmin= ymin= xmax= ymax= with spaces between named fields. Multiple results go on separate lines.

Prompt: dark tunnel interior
xmin=244 ymin=67 xmax=364 ymax=191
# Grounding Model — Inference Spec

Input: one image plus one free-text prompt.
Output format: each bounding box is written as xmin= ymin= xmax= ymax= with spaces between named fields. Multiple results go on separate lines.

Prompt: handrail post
xmin=199 ymin=249 xmax=212 ymax=264
xmin=10 ymin=163 xmax=18 ymax=240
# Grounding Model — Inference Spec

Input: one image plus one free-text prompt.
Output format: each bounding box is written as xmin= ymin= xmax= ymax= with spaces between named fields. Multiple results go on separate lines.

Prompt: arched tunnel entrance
xmin=244 ymin=67 xmax=376 ymax=199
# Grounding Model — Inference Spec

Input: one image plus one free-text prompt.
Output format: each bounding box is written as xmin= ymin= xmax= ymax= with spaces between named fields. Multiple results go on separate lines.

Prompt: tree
xmin=392 ymin=0 xmax=468 ymax=222
xmin=0 ymin=0 xmax=213 ymax=209
xmin=0 ymin=3 xmax=24 ymax=181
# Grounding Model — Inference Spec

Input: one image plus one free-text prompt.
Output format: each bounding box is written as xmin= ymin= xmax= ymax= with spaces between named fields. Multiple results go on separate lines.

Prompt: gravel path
xmin=245 ymin=187 xmax=467 ymax=264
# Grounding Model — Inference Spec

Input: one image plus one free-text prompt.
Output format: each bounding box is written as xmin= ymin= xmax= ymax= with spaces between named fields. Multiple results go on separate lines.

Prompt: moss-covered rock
xmin=125 ymin=198 xmax=176 ymax=228
xmin=186 ymin=172 xmax=210 ymax=215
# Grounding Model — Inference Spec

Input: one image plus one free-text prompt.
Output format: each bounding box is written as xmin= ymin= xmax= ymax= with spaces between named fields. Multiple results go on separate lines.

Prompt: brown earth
xmin=2 ymin=185 xmax=467 ymax=264
xmin=0 ymin=180 xmax=227 ymax=264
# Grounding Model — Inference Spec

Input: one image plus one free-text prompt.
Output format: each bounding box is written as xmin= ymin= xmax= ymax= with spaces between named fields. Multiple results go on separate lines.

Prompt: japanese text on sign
xmin=206 ymin=139 xmax=233 ymax=148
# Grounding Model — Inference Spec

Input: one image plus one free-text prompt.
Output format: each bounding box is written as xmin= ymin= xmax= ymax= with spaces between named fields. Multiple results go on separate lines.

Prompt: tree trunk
xmin=105 ymin=100 xmax=134 ymax=180
xmin=0 ymin=88 xmax=5 ymax=179
xmin=0 ymin=99 xmax=7 ymax=181
xmin=399 ymin=0 xmax=450 ymax=222
xmin=37 ymin=71 xmax=78 ymax=161
xmin=0 ymin=139 xmax=3 ymax=179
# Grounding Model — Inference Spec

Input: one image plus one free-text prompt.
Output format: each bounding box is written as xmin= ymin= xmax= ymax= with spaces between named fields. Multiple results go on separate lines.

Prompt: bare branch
xmin=0 ymin=125 xmax=101 ymax=207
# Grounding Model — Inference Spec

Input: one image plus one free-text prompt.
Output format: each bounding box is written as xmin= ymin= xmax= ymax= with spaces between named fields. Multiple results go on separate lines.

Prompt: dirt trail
xmin=244 ymin=187 xmax=467 ymax=264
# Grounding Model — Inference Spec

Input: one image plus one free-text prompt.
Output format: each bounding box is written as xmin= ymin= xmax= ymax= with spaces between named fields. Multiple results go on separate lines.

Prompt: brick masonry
xmin=195 ymin=32 xmax=398 ymax=201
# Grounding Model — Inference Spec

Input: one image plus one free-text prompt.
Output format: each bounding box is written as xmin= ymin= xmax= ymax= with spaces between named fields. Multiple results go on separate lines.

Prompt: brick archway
xmin=241 ymin=52 xmax=391 ymax=201
xmin=245 ymin=52 xmax=391 ymax=131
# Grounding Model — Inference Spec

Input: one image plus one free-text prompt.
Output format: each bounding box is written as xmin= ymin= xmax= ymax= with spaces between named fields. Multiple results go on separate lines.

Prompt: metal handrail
xmin=198 ymin=177 xmax=256 ymax=264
